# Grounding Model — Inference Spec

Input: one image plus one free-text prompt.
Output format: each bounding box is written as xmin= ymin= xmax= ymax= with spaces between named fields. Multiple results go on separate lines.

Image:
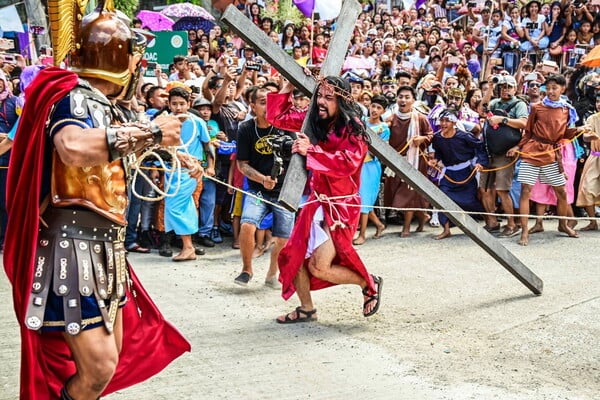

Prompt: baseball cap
xmin=496 ymin=75 xmax=517 ymax=87
xmin=192 ymin=97 xmax=212 ymax=107
xmin=367 ymin=28 xmax=377 ymax=36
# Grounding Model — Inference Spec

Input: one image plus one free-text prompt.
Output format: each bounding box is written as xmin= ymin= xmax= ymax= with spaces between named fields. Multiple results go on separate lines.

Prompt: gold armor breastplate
xmin=51 ymin=152 xmax=128 ymax=225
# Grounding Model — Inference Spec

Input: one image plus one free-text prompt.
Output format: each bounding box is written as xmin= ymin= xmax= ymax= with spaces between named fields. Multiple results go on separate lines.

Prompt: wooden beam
xmin=219 ymin=2 xmax=543 ymax=295
xmin=368 ymin=133 xmax=543 ymax=295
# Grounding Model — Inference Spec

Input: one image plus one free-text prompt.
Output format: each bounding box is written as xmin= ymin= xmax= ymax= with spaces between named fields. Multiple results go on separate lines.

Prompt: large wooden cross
xmin=219 ymin=2 xmax=543 ymax=295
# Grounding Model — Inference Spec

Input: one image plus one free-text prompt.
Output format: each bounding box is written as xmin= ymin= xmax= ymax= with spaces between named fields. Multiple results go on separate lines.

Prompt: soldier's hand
xmin=153 ymin=115 xmax=182 ymax=146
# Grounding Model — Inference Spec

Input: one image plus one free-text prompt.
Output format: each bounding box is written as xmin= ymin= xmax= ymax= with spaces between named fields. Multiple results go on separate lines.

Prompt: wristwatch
xmin=501 ymin=117 xmax=509 ymax=125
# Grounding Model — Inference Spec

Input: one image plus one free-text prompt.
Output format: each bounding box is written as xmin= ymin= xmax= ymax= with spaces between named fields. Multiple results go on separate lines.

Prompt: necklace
xmin=254 ymin=119 xmax=273 ymax=139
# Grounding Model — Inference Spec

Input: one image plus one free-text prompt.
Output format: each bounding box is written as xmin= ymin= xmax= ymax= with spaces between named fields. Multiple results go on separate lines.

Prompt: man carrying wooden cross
xmin=275 ymin=76 xmax=383 ymax=323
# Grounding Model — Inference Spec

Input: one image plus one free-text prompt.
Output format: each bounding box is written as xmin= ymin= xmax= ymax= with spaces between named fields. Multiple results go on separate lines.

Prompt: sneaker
xmin=265 ymin=276 xmax=281 ymax=289
xmin=211 ymin=226 xmax=223 ymax=244
xmin=194 ymin=246 xmax=206 ymax=256
xmin=234 ymin=271 xmax=252 ymax=286
xmin=198 ymin=235 xmax=215 ymax=247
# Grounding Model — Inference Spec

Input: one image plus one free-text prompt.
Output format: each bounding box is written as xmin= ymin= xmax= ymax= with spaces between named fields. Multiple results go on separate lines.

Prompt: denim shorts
xmin=241 ymin=190 xmax=294 ymax=238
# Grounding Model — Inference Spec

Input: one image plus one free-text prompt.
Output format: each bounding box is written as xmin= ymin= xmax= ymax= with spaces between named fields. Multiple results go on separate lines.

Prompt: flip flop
xmin=363 ymin=275 xmax=383 ymax=317
xmin=276 ymin=306 xmax=317 ymax=324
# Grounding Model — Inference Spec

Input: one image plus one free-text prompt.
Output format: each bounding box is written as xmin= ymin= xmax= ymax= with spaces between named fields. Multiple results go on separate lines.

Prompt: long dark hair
xmin=308 ymin=76 xmax=369 ymax=143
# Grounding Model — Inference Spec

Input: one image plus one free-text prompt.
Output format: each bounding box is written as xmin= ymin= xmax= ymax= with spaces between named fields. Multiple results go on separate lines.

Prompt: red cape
xmin=3 ymin=67 xmax=190 ymax=399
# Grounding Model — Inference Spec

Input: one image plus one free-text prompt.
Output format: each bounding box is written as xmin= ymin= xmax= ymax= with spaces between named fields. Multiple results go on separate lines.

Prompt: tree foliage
xmin=115 ymin=0 xmax=139 ymax=18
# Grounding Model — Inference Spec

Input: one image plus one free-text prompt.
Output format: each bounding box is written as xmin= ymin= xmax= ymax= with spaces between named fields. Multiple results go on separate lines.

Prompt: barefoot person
xmin=575 ymin=94 xmax=600 ymax=231
xmin=507 ymin=74 xmax=589 ymax=246
xmin=354 ymin=95 xmax=390 ymax=245
xmin=277 ymin=76 xmax=382 ymax=323
xmin=3 ymin=2 xmax=190 ymax=398
xmin=430 ymin=108 xmax=487 ymax=240
xmin=384 ymin=86 xmax=434 ymax=237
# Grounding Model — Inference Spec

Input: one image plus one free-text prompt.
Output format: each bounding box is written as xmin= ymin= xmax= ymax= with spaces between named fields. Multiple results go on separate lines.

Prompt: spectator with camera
xmin=520 ymin=0 xmax=550 ymax=52
xmin=169 ymin=55 xmax=197 ymax=82
xmin=479 ymin=75 xmax=528 ymax=237
xmin=234 ymin=86 xmax=295 ymax=287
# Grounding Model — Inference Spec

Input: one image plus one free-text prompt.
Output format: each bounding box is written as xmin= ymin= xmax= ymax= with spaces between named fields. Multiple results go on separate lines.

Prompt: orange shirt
xmin=518 ymin=103 xmax=577 ymax=166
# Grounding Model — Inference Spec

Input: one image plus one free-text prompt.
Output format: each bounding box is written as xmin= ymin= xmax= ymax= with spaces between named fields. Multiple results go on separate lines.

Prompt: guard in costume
xmin=3 ymin=1 xmax=192 ymax=398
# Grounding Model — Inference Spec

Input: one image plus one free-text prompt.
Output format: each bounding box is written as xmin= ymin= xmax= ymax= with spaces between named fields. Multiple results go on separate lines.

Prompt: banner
xmin=0 ymin=5 xmax=25 ymax=33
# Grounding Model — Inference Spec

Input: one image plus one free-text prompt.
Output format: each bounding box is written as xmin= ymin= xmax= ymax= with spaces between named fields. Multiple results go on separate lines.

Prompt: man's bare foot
xmin=518 ymin=233 xmax=529 ymax=246
xmin=558 ymin=224 xmax=579 ymax=238
xmin=373 ymin=224 xmax=386 ymax=239
xmin=567 ymin=219 xmax=578 ymax=229
xmin=400 ymin=231 xmax=411 ymax=238
xmin=417 ymin=214 xmax=431 ymax=232
xmin=353 ymin=236 xmax=366 ymax=245
xmin=580 ymin=222 xmax=598 ymax=231
xmin=434 ymin=230 xmax=451 ymax=240
xmin=252 ymin=245 xmax=265 ymax=258
xmin=528 ymin=224 xmax=544 ymax=234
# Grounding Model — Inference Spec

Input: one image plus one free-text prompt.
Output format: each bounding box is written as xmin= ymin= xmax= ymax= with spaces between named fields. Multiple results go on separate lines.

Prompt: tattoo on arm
xmin=237 ymin=160 xmax=263 ymax=182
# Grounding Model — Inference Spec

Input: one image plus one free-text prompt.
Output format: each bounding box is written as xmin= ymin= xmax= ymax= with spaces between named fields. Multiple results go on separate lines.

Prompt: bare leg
xmin=415 ymin=211 xmax=430 ymax=232
xmin=481 ymin=188 xmax=499 ymax=229
xmin=173 ymin=234 xmax=196 ymax=260
xmin=519 ymin=184 xmax=531 ymax=245
xmin=497 ymin=190 xmax=517 ymax=229
xmin=368 ymin=211 xmax=386 ymax=238
xmin=402 ymin=211 xmax=414 ymax=237
xmin=239 ymin=222 xmax=257 ymax=275
xmin=581 ymin=206 xmax=598 ymax=230
xmin=266 ymin=236 xmax=287 ymax=281
xmin=554 ymin=185 xmax=578 ymax=238
xmin=353 ymin=213 xmax=368 ymax=245
xmin=528 ymin=202 xmax=545 ymax=234
xmin=231 ymin=215 xmax=241 ymax=248
xmin=62 ymin=311 xmax=122 ymax=399
xmin=253 ymin=228 xmax=266 ymax=258
xmin=434 ymin=222 xmax=451 ymax=240
xmin=276 ymin=263 xmax=315 ymax=322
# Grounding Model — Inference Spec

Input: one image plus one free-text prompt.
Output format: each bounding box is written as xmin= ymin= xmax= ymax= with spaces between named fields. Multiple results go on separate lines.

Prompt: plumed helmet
xmin=49 ymin=0 xmax=149 ymax=99
xmin=71 ymin=8 xmax=134 ymax=89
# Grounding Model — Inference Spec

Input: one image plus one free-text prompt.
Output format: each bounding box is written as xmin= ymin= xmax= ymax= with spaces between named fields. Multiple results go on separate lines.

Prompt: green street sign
xmin=143 ymin=31 xmax=188 ymax=77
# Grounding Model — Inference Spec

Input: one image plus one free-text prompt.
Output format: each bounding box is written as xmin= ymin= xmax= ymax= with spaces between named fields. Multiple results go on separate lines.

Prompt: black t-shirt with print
xmin=237 ymin=118 xmax=294 ymax=194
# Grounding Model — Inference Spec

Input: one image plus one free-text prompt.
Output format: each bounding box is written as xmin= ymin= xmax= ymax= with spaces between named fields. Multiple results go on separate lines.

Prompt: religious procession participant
xmin=3 ymin=2 xmax=190 ymax=398
xmin=576 ymin=93 xmax=600 ymax=231
xmin=277 ymin=76 xmax=382 ymax=323
xmin=507 ymin=74 xmax=589 ymax=246
xmin=384 ymin=85 xmax=433 ymax=238
xmin=430 ymin=108 xmax=488 ymax=240
xmin=353 ymin=94 xmax=389 ymax=245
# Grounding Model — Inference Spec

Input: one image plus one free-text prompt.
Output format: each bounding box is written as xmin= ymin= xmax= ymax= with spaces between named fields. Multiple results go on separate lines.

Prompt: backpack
xmin=483 ymin=100 xmax=524 ymax=156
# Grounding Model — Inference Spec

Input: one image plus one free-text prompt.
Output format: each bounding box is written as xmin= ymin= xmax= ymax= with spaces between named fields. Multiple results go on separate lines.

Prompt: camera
xmin=270 ymin=134 xmax=294 ymax=179
xmin=190 ymin=86 xmax=200 ymax=94
xmin=467 ymin=2 xmax=476 ymax=7
xmin=147 ymin=61 xmax=157 ymax=69
xmin=246 ymin=61 xmax=262 ymax=71
xmin=187 ymin=55 xmax=199 ymax=63
xmin=525 ymin=22 xmax=537 ymax=30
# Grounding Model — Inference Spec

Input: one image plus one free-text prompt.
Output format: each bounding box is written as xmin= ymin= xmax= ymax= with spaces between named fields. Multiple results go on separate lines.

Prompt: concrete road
xmin=1 ymin=221 xmax=599 ymax=399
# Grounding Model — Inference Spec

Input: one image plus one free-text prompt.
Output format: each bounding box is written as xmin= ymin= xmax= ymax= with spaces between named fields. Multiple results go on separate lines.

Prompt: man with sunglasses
xmin=480 ymin=75 xmax=528 ymax=237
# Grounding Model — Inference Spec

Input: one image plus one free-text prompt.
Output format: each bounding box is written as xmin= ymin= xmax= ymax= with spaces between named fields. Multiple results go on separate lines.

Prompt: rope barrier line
xmin=199 ymin=174 xmax=600 ymax=223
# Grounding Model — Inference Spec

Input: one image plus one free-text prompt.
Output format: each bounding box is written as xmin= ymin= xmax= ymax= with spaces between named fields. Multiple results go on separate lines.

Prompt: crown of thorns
xmin=314 ymin=75 xmax=355 ymax=104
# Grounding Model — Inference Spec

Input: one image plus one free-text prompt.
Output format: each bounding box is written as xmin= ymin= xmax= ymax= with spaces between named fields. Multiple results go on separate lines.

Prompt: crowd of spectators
xmin=2 ymin=0 xmax=600 ymax=260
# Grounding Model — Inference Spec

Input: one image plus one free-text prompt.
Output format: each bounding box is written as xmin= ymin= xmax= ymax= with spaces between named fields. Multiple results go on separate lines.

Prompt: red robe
xmin=278 ymin=127 xmax=376 ymax=299
xmin=266 ymin=92 xmax=307 ymax=131
xmin=3 ymin=67 xmax=190 ymax=400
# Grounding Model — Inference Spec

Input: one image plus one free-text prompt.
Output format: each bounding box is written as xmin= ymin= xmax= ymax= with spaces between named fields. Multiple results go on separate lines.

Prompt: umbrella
xmin=172 ymin=16 xmax=215 ymax=34
xmin=161 ymin=3 xmax=215 ymax=20
xmin=137 ymin=10 xmax=174 ymax=31
xmin=581 ymin=45 xmax=600 ymax=68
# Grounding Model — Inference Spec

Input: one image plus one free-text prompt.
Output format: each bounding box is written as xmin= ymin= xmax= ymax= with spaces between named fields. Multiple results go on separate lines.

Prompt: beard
xmin=314 ymin=115 xmax=335 ymax=142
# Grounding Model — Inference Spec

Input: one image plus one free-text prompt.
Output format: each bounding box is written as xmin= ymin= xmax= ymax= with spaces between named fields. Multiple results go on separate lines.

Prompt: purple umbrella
xmin=172 ymin=17 xmax=215 ymax=34
xmin=137 ymin=10 xmax=174 ymax=31
xmin=161 ymin=3 xmax=215 ymax=20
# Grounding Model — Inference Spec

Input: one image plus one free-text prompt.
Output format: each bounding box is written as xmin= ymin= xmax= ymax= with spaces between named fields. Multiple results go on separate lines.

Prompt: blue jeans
xmin=199 ymin=178 xmax=216 ymax=237
xmin=125 ymin=172 xmax=155 ymax=247
xmin=240 ymin=190 xmax=294 ymax=238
